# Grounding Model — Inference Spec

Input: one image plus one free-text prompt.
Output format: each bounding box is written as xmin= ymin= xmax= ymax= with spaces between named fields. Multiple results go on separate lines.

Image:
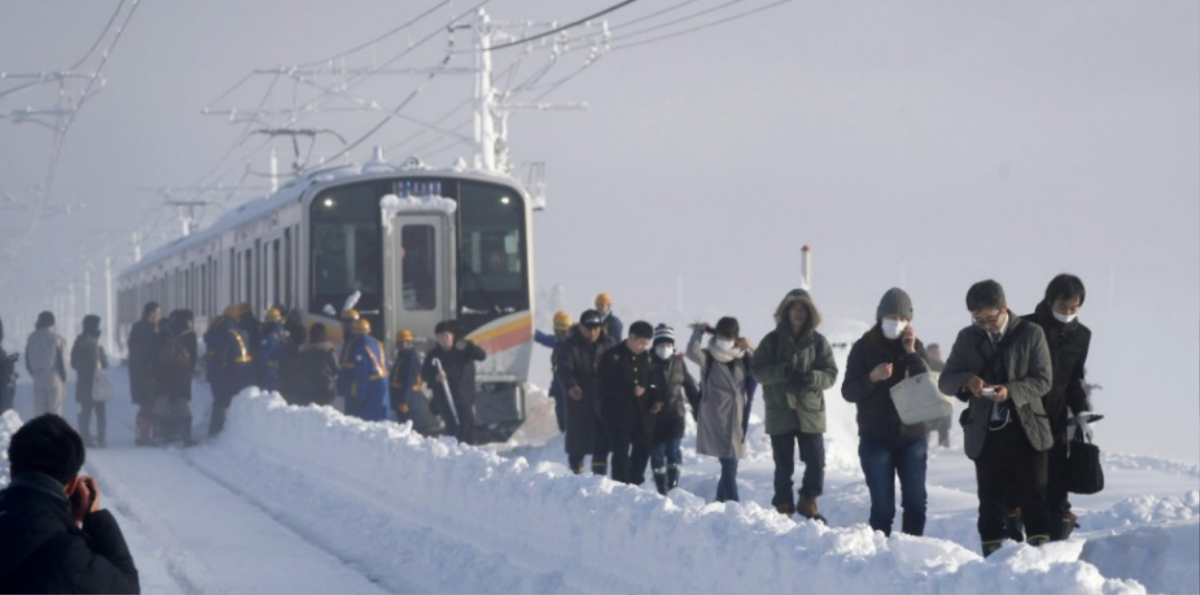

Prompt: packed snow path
xmin=2 ymin=369 xmax=1197 ymax=594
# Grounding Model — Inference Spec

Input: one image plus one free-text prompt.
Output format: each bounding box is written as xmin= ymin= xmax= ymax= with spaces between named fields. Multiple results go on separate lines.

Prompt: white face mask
xmin=881 ymin=319 xmax=908 ymax=340
xmin=1052 ymin=311 xmax=1077 ymax=324
xmin=655 ymin=345 xmax=674 ymax=359
xmin=715 ymin=338 xmax=735 ymax=352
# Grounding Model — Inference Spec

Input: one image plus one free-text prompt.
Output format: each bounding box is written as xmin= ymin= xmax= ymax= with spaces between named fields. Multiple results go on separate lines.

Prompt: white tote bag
xmin=889 ymin=371 xmax=952 ymax=425
xmin=92 ymin=369 xmax=115 ymax=403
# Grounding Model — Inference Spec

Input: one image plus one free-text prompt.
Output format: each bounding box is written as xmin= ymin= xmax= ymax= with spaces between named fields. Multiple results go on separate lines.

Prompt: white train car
xmin=116 ymin=156 xmax=536 ymax=442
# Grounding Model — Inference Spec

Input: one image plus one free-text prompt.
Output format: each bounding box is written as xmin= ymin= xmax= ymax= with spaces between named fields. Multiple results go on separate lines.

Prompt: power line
xmin=612 ymin=0 xmax=792 ymax=50
xmin=485 ymin=0 xmax=641 ymax=52
xmin=67 ymin=0 xmax=129 ymax=71
xmin=294 ymin=0 xmax=454 ymax=68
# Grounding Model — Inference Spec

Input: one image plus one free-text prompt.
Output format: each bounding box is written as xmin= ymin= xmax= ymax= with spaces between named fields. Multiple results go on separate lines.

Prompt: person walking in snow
xmin=205 ymin=303 xmax=256 ymax=437
xmin=599 ymin=320 xmax=659 ymax=485
xmin=534 ymin=311 xmax=573 ymax=432
xmin=0 ymin=316 xmax=18 ymax=414
xmin=299 ymin=323 xmax=339 ymax=407
xmin=389 ymin=329 xmax=422 ymax=423
xmin=1021 ymin=274 xmax=1093 ymax=541
xmin=924 ymin=343 xmax=953 ymax=449
xmin=127 ymin=302 xmax=162 ymax=445
xmin=648 ymin=324 xmax=699 ymax=495
xmin=279 ymin=312 xmax=308 ymax=405
xmin=157 ymin=310 xmax=198 ymax=444
xmin=939 ymin=280 xmax=1054 ymax=556
xmin=841 ymin=288 xmax=933 ymax=536
xmin=346 ymin=318 xmax=391 ymax=422
xmin=751 ymin=289 xmax=838 ymax=521
xmin=70 ymin=315 xmax=109 ymax=448
xmin=556 ymin=309 xmax=618 ymax=474
xmin=25 ymin=311 xmax=68 ymax=418
xmin=337 ymin=309 xmax=361 ymax=416
xmin=595 ymin=292 xmax=624 ymax=342
xmin=0 ymin=414 xmax=140 ymax=593
xmin=420 ymin=320 xmax=486 ymax=442
xmin=256 ymin=307 xmax=285 ymax=394
xmin=688 ymin=317 xmax=757 ymax=503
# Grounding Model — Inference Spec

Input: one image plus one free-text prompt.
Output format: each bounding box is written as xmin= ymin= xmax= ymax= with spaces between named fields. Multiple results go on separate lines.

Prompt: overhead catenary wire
xmin=483 ymin=0 xmax=641 ymax=52
xmin=293 ymin=0 xmax=455 ymax=68
xmin=612 ymin=0 xmax=793 ymax=50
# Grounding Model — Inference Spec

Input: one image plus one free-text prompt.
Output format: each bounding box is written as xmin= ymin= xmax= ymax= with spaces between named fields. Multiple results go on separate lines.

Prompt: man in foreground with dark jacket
xmin=599 ymin=320 xmax=659 ymax=486
xmin=0 ymin=414 xmax=140 ymax=593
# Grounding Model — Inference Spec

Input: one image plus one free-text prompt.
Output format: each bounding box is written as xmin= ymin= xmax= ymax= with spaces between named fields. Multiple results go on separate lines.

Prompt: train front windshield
xmin=457 ymin=181 xmax=528 ymax=316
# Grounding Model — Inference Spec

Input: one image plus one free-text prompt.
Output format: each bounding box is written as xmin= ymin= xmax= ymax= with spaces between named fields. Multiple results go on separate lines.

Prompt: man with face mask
xmin=555 ymin=309 xmax=618 ymax=475
xmin=841 ymin=288 xmax=932 ymax=536
xmin=648 ymin=324 xmax=699 ymax=494
xmin=939 ymin=280 xmax=1053 ymax=556
xmin=599 ymin=321 xmax=659 ymax=486
xmin=1022 ymin=274 xmax=1093 ymax=540
xmin=421 ymin=320 xmax=487 ymax=444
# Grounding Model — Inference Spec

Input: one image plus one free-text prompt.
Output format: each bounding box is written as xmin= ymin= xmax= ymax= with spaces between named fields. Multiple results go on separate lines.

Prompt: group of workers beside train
xmin=0 ymin=272 xmax=1095 ymax=557
xmin=535 ymin=275 xmax=1095 ymax=557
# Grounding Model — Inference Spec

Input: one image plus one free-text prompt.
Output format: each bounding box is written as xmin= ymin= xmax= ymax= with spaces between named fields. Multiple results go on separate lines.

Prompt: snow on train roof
xmin=122 ymin=158 xmax=524 ymax=278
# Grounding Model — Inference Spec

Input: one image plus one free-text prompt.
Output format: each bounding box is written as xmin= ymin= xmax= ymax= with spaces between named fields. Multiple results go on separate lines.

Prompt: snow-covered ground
xmin=1 ymin=357 xmax=1197 ymax=594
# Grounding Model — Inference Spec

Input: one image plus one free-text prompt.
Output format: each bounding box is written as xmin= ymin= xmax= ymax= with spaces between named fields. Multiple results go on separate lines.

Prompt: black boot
xmin=653 ymin=470 xmax=668 ymax=495
xmin=1050 ymin=512 xmax=1079 ymax=541
xmin=667 ymin=464 xmax=680 ymax=491
xmin=1003 ymin=508 xmax=1025 ymax=543
xmin=982 ymin=539 xmax=1003 ymax=558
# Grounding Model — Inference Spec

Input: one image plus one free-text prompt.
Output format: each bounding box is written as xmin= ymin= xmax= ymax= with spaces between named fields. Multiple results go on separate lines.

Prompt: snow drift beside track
xmin=183 ymin=389 xmax=1150 ymax=594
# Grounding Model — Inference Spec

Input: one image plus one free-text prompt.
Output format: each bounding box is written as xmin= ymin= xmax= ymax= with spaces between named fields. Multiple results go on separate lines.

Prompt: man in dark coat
xmin=127 ymin=302 xmax=161 ymax=445
xmin=299 ymin=323 xmax=339 ymax=406
xmin=939 ymin=280 xmax=1053 ymax=556
xmin=0 ymin=414 xmax=139 ymax=593
xmin=555 ymin=309 xmax=618 ymax=475
xmin=533 ymin=311 xmax=573 ymax=432
xmin=158 ymin=310 xmax=198 ymax=444
xmin=279 ymin=315 xmax=308 ymax=406
xmin=599 ymin=321 xmax=659 ymax=486
xmin=389 ymin=329 xmax=422 ymax=423
xmin=205 ymin=304 xmax=256 ymax=437
xmin=1022 ymin=274 xmax=1093 ymax=541
xmin=421 ymin=320 xmax=487 ymax=444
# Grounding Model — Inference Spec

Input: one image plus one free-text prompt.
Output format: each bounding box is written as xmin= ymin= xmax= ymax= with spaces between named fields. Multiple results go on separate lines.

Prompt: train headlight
xmin=323 ymin=198 xmax=336 ymax=208
xmin=500 ymin=196 xmax=510 ymax=205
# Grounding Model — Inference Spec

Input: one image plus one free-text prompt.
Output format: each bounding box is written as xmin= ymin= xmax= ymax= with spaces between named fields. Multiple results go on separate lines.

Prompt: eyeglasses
xmin=972 ymin=312 xmax=1003 ymax=326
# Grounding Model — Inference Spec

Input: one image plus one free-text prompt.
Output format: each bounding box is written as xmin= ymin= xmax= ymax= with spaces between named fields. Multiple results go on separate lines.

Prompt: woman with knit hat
xmin=648 ymin=323 xmax=699 ymax=494
xmin=688 ymin=317 xmax=757 ymax=503
xmin=751 ymin=289 xmax=839 ymax=521
xmin=841 ymin=287 xmax=932 ymax=536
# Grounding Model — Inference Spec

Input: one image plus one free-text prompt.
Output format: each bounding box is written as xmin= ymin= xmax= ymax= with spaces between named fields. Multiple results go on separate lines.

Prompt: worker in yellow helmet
xmin=535 ymin=311 xmax=574 ymax=432
xmin=344 ymin=317 xmax=390 ymax=421
xmin=389 ymin=329 xmax=421 ymax=423
xmin=335 ymin=308 xmax=361 ymax=407
xmin=595 ymin=292 xmax=624 ymax=341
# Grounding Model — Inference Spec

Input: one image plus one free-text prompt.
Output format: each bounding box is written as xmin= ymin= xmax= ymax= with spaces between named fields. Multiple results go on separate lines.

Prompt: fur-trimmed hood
xmin=773 ymin=288 xmax=823 ymax=331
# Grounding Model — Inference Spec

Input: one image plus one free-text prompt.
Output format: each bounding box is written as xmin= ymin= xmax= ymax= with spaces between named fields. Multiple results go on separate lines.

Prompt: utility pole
xmin=800 ymin=245 xmax=813 ymax=291
xmin=105 ymin=255 xmax=115 ymax=355
xmin=84 ymin=268 xmax=92 ymax=316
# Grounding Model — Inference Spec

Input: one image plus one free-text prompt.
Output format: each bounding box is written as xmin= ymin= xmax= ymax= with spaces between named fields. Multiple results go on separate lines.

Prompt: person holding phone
xmin=0 ymin=414 xmax=140 ymax=593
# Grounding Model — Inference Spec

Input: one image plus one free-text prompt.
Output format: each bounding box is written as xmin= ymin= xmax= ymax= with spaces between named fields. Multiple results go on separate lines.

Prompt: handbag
xmin=92 ymin=368 xmax=115 ymax=403
xmin=1067 ymin=428 xmax=1105 ymax=494
xmin=889 ymin=371 xmax=953 ymax=425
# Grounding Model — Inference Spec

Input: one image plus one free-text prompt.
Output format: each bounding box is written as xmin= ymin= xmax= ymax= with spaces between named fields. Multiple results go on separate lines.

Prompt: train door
xmin=384 ymin=212 xmax=456 ymax=349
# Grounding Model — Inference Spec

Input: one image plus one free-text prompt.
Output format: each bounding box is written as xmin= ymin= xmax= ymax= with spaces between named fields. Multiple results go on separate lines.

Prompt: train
xmin=116 ymin=154 xmax=536 ymax=443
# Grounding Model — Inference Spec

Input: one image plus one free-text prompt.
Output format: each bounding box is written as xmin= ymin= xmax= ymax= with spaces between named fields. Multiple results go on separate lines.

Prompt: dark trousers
xmin=208 ymin=385 xmax=235 ymax=437
xmin=650 ymin=438 xmax=683 ymax=472
xmin=0 ymin=385 xmax=14 ymax=413
xmin=770 ymin=430 xmax=825 ymax=507
xmin=440 ymin=395 xmax=475 ymax=445
xmin=716 ymin=457 xmax=739 ymax=502
xmin=975 ymin=422 xmax=1050 ymax=542
xmin=78 ymin=400 xmax=107 ymax=444
xmin=1047 ymin=438 xmax=1071 ymax=518
xmin=550 ymin=382 xmax=566 ymax=433
xmin=859 ymin=435 xmax=927 ymax=536
xmin=609 ymin=423 xmax=650 ymax=485
xmin=568 ymin=452 xmax=610 ymax=475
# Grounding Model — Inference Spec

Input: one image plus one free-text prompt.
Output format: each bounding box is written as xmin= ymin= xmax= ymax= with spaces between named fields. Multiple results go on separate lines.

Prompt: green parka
xmin=751 ymin=289 xmax=839 ymax=435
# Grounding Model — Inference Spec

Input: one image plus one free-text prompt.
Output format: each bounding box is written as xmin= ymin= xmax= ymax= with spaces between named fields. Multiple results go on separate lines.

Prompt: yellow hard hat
xmin=224 ymin=302 xmax=250 ymax=319
xmin=342 ymin=308 xmax=360 ymax=321
xmin=352 ymin=318 xmax=371 ymax=334
xmin=595 ymin=292 xmax=613 ymax=306
xmin=396 ymin=329 xmax=414 ymax=342
xmin=264 ymin=307 xmax=283 ymax=323
xmin=552 ymin=311 xmax=572 ymax=330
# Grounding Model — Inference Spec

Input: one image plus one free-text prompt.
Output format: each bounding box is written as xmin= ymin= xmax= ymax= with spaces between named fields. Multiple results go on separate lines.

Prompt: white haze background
xmin=0 ymin=1 xmax=1197 ymax=461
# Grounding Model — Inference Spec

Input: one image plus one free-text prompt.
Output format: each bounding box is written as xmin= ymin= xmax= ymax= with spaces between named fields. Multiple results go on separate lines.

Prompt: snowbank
xmin=0 ymin=409 xmax=21 ymax=487
xmin=184 ymin=390 xmax=1145 ymax=594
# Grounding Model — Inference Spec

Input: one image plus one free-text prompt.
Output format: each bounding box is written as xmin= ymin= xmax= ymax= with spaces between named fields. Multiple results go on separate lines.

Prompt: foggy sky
xmin=1 ymin=1 xmax=1197 ymax=461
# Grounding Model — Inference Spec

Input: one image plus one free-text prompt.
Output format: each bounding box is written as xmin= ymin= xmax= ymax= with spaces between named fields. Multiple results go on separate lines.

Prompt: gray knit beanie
xmin=876 ymin=287 xmax=914 ymax=321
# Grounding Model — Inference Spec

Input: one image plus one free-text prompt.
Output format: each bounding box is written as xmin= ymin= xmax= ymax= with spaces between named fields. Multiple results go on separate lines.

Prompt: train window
xmin=272 ymin=238 xmax=281 ymax=309
xmin=457 ymin=181 xmax=529 ymax=314
xmin=283 ymin=228 xmax=292 ymax=308
xmin=309 ymin=182 xmax=384 ymax=315
xmin=401 ymin=225 xmax=436 ymax=311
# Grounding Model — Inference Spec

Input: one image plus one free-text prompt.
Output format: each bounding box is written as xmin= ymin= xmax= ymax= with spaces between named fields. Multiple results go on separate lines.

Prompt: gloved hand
xmin=789 ymin=368 xmax=811 ymax=388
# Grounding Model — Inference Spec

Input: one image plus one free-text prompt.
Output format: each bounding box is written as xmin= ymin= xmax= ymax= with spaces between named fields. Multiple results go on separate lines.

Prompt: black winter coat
xmin=158 ymin=326 xmax=198 ymax=401
xmin=279 ymin=340 xmax=307 ymax=405
xmin=0 ymin=473 xmax=139 ymax=594
xmin=421 ymin=341 xmax=487 ymax=416
xmin=598 ymin=342 xmax=658 ymax=436
xmin=70 ymin=333 xmax=108 ymax=403
xmin=555 ymin=329 xmax=618 ymax=456
xmin=841 ymin=326 xmax=931 ymax=442
xmin=1023 ymin=302 xmax=1092 ymax=438
xmin=126 ymin=319 xmax=159 ymax=406
xmin=298 ymin=342 xmax=339 ymax=405
xmin=649 ymin=353 xmax=699 ymax=442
